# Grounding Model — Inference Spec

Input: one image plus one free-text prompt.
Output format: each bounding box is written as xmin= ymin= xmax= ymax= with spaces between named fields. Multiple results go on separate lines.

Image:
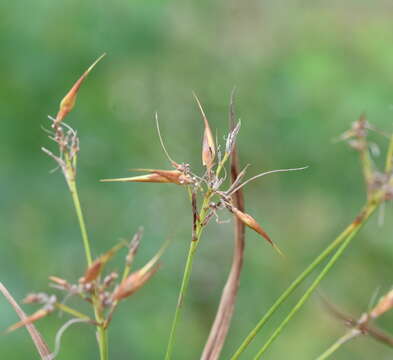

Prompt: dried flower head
xmin=193 ymin=93 xmax=216 ymax=171
xmin=101 ymin=169 xmax=193 ymax=185
xmin=55 ymin=54 xmax=105 ymax=126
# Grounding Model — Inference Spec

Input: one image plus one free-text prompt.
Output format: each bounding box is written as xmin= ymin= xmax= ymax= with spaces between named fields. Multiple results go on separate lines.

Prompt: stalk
xmin=315 ymin=331 xmax=360 ymax=360
xmin=231 ymin=199 xmax=379 ymax=360
xmin=164 ymin=195 xmax=211 ymax=360
xmin=252 ymin=200 xmax=379 ymax=359
xmin=65 ymin=156 xmax=108 ymax=360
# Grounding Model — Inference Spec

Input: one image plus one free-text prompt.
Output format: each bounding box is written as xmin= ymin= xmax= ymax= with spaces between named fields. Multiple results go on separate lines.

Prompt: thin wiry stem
xmin=315 ymin=330 xmax=361 ymax=360
xmin=65 ymin=155 xmax=93 ymax=266
xmin=230 ymin=200 xmax=379 ymax=360
xmin=155 ymin=112 xmax=177 ymax=167
xmin=49 ymin=319 xmax=90 ymax=360
xmin=228 ymin=166 xmax=308 ymax=195
xmin=164 ymin=194 xmax=211 ymax=360
xmin=252 ymin=200 xmax=379 ymax=359
xmin=385 ymin=133 xmax=393 ymax=173
xmin=64 ymin=154 xmax=108 ymax=360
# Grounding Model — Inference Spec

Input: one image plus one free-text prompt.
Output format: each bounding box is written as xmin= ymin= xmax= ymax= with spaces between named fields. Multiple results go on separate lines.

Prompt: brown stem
xmin=201 ymin=91 xmax=246 ymax=360
xmin=0 ymin=282 xmax=52 ymax=359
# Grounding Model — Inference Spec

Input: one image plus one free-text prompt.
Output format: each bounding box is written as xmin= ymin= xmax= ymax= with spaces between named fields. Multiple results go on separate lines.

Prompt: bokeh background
xmin=1 ymin=1 xmax=392 ymax=359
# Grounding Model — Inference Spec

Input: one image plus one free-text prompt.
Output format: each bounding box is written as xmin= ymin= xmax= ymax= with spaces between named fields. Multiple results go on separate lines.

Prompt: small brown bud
xmin=193 ymin=93 xmax=216 ymax=170
xmin=112 ymin=238 xmax=168 ymax=301
xmin=230 ymin=206 xmax=282 ymax=255
xmin=103 ymin=272 xmax=118 ymax=288
xmin=80 ymin=258 xmax=103 ymax=284
xmin=49 ymin=276 xmax=69 ymax=288
xmin=112 ymin=264 xmax=160 ymax=301
xmin=80 ymin=242 xmax=125 ymax=284
xmin=23 ymin=293 xmax=48 ymax=304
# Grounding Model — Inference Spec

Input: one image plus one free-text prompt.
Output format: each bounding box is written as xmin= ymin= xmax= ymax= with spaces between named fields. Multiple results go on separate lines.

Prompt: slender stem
xmin=64 ymin=155 xmax=108 ymax=360
xmin=385 ymin=133 xmax=393 ymax=173
xmin=230 ymin=212 xmax=358 ymax=359
xmin=65 ymin=156 xmax=93 ymax=266
xmin=55 ymin=303 xmax=94 ymax=322
xmin=165 ymin=240 xmax=199 ymax=360
xmin=252 ymin=201 xmax=378 ymax=359
xmin=97 ymin=325 xmax=109 ymax=360
xmin=165 ymin=195 xmax=211 ymax=360
xmin=315 ymin=330 xmax=360 ymax=360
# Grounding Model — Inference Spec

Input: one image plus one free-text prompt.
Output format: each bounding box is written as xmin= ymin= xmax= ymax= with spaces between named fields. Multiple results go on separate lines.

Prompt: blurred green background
xmin=1 ymin=1 xmax=392 ymax=359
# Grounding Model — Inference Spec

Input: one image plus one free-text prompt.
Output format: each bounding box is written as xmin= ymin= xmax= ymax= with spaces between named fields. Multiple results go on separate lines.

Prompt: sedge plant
xmin=102 ymin=92 xmax=306 ymax=360
xmin=2 ymin=58 xmax=392 ymax=360
xmin=1 ymin=56 xmax=168 ymax=360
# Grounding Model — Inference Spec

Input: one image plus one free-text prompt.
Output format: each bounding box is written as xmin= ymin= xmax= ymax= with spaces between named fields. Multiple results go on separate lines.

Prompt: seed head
xmin=112 ymin=263 xmax=160 ymax=301
xmin=101 ymin=169 xmax=193 ymax=185
xmin=55 ymin=54 xmax=105 ymax=125
xmin=193 ymin=93 xmax=216 ymax=170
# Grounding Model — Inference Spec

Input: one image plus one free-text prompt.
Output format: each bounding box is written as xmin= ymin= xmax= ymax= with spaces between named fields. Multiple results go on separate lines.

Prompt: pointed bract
xmin=193 ymin=93 xmax=216 ymax=170
xmin=370 ymin=289 xmax=393 ymax=319
xmin=101 ymin=169 xmax=192 ymax=185
xmin=55 ymin=53 xmax=106 ymax=125
xmin=112 ymin=239 xmax=168 ymax=301
xmin=112 ymin=263 xmax=160 ymax=301
xmin=230 ymin=206 xmax=282 ymax=255
xmin=80 ymin=242 xmax=125 ymax=284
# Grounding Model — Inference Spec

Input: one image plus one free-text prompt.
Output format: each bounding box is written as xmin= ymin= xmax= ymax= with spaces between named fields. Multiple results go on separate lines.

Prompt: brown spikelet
xmin=80 ymin=259 xmax=103 ymax=284
xmin=112 ymin=239 xmax=168 ymax=301
xmin=55 ymin=53 xmax=106 ymax=125
xmin=370 ymin=290 xmax=393 ymax=319
xmin=7 ymin=309 xmax=51 ymax=333
xmin=112 ymin=263 xmax=160 ymax=301
xmin=230 ymin=206 xmax=282 ymax=255
xmin=101 ymin=169 xmax=192 ymax=185
xmin=193 ymin=93 xmax=216 ymax=170
xmin=48 ymin=276 xmax=69 ymax=288
xmin=80 ymin=242 xmax=125 ymax=284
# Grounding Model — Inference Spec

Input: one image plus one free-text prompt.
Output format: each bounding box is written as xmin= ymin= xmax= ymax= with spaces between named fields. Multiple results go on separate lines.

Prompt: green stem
xmin=68 ymin=181 xmax=93 ymax=266
xmin=97 ymin=325 xmax=109 ymax=360
xmin=55 ymin=303 xmax=93 ymax=322
xmin=64 ymin=155 xmax=107 ymax=360
xmin=385 ymin=134 xmax=393 ymax=173
xmin=230 ymin=215 xmax=356 ymax=359
xmin=252 ymin=201 xmax=378 ymax=359
xmin=315 ymin=331 xmax=360 ymax=360
xmin=231 ymin=201 xmax=378 ymax=360
xmin=165 ymin=195 xmax=211 ymax=360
